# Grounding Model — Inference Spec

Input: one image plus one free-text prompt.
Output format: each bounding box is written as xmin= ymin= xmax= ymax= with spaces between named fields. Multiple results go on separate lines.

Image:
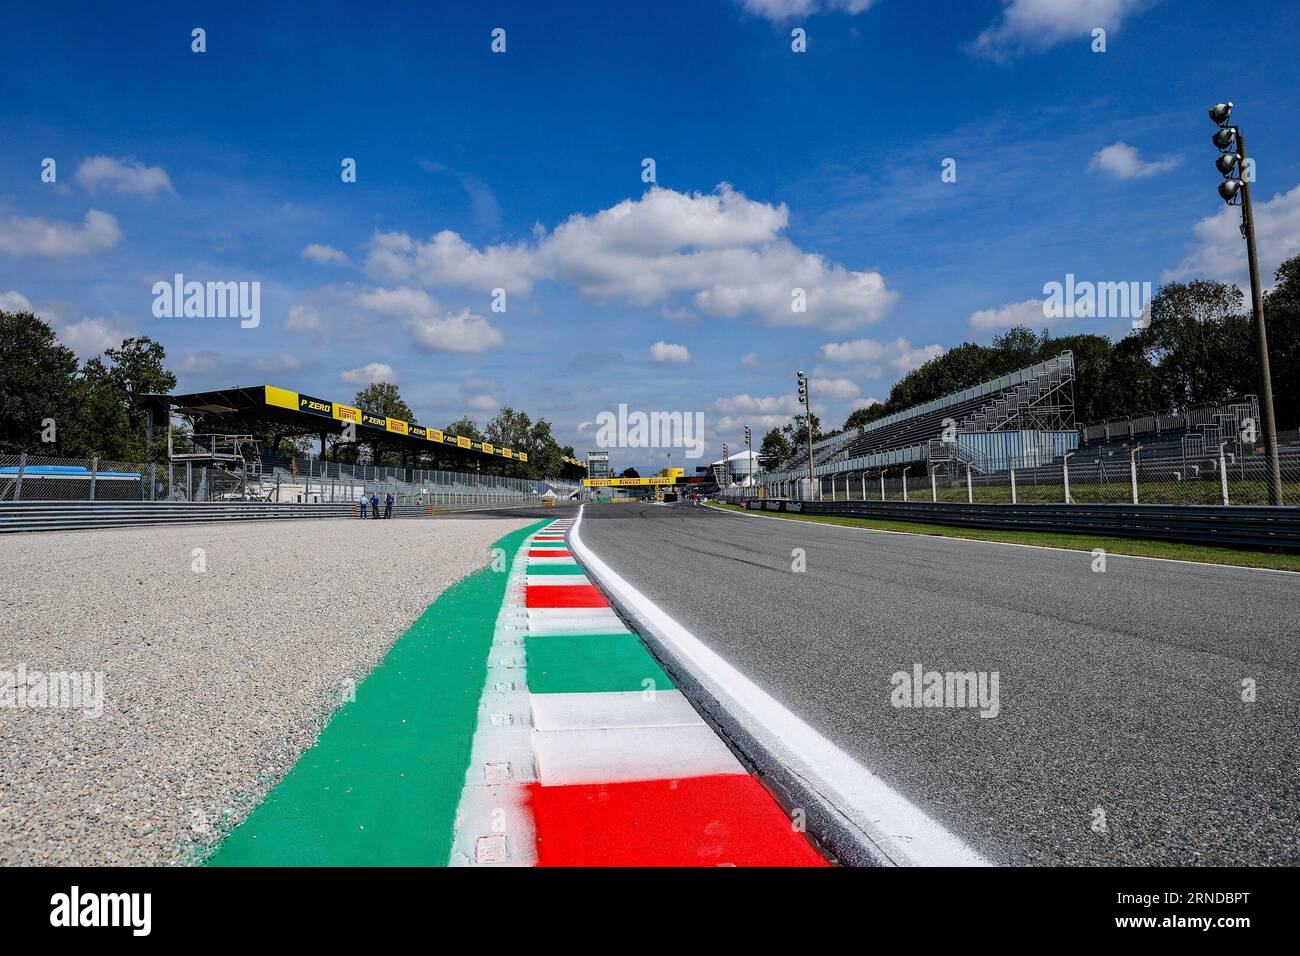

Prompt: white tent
xmin=709 ymin=449 xmax=761 ymax=485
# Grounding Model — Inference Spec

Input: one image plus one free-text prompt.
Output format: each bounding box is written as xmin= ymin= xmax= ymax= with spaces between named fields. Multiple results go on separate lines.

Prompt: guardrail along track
xmin=0 ymin=500 xmax=531 ymax=533
xmin=739 ymin=498 xmax=1300 ymax=549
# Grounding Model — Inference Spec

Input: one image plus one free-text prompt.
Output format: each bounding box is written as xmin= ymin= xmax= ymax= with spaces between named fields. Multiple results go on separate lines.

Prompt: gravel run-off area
xmin=0 ymin=515 xmax=532 ymax=865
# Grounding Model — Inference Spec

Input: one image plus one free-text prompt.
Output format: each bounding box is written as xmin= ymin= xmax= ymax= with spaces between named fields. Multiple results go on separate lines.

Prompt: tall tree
xmin=758 ymin=426 xmax=792 ymax=466
xmin=1264 ymin=254 xmax=1300 ymax=430
xmin=0 ymin=310 xmax=79 ymax=455
xmin=355 ymin=382 xmax=416 ymax=465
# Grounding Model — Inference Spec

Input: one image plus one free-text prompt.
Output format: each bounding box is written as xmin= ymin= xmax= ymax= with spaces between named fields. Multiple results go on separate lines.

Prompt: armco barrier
xmin=0 ymin=499 xmax=542 ymax=533
xmin=739 ymin=498 xmax=1300 ymax=549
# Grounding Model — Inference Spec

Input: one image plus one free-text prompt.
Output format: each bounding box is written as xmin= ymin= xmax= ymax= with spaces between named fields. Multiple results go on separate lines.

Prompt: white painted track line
xmin=569 ymin=503 xmax=991 ymax=867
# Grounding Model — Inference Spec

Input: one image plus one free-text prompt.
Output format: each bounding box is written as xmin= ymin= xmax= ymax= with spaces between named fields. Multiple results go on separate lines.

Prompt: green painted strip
xmin=526 ymin=633 xmax=675 ymax=695
xmin=207 ymin=519 xmax=549 ymax=867
xmin=528 ymin=541 xmax=569 ymax=549
xmin=525 ymin=563 xmax=586 ymax=575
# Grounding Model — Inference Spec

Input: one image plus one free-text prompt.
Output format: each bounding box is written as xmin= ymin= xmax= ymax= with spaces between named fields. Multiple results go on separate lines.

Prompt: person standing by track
xmin=384 ymin=492 xmax=394 ymax=519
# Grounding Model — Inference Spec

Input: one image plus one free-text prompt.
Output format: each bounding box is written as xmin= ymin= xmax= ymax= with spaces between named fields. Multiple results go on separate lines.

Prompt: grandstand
xmin=767 ymin=352 xmax=1079 ymax=485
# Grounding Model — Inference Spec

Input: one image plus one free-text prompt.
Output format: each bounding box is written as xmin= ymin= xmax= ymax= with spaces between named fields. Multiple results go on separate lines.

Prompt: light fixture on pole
xmin=797 ymin=371 xmax=815 ymax=499
xmin=1209 ymin=101 xmax=1282 ymax=505
xmin=743 ymin=425 xmax=753 ymax=489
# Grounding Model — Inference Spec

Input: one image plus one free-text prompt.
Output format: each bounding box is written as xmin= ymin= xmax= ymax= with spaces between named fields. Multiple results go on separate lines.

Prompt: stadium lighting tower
xmin=744 ymin=425 xmax=753 ymax=488
xmin=1209 ymin=102 xmax=1283 ymax=505
xmin=797 ymin=371 xmax=815 ymax=498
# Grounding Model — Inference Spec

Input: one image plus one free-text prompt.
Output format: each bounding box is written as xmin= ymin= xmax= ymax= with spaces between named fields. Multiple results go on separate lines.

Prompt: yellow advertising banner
xmin=583 ymin=476 xmax=675 ymax=487
xmin=264 ymin=385 xmax=298 ymax=411
xmin=333 ymin=403 xmax=361 ymax=424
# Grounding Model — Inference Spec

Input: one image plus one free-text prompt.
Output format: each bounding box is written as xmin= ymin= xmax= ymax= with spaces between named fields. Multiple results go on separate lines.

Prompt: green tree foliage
xmin=758 ymin=426 xmax=791 ymax=466
xmin=355 ymin=382 xmax=416 ymax=465
xmin=829 ymin=264 xmax=1300 ymax=435
xmin=0 ymin=310 xmax=79 ymax=455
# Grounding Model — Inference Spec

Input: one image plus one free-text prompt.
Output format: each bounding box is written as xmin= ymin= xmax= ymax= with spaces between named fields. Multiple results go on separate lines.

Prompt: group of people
xmin=358 ymin=492 xmax=395 ymax=519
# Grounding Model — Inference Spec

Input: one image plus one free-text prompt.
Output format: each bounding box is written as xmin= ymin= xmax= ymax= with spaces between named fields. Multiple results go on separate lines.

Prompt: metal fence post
xmin=1219 ymin=442 xmax=1230 ymax=506
xmin=89 ymin=457 xmax=98 ymax=501
xmin=186 ymin=461 xmax=192 ymax=502
xmin=150 ymin=462 xmax=156 ymax=501
xmin=930 ymin=468 xmax=937 ymax=503
xmin=880 ymin=472 xmax=885 ymax=501
xmin=1130 ymin=445 xmax=1142 ymax=504
xmin=966 ymin=464 xmax=973 ymax=504
xmin=1062 ymin=452 xmax=1073 ymax=504
xmin=1010 ymin=467 xmax=1017 ymax=505
xmin=14 ymin=452 xmax=26 ymax=501
xmin=902 ymin=469 xmax=909 ymax=502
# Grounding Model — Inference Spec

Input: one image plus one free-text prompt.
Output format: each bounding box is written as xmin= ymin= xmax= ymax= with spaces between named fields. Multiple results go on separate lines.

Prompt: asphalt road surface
xmin=578 ymin=501 xmax=1300 ymax=865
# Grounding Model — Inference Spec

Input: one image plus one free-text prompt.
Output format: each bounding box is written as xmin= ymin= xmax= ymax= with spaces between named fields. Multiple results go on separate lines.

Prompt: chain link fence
xmin=730 ymin=439 xmax=1300 ymax=508
xmin=0 ymin=453 xmax=582 ymax=508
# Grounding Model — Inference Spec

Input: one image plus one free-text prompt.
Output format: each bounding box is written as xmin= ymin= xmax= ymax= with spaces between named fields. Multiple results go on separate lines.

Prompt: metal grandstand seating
xmin=767 ymin=353 xmax=1077 ymax=480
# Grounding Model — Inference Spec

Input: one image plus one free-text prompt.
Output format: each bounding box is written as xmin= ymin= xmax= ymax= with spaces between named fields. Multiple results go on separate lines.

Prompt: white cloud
xmin=648 ymin=341 xmax=691 ymax=363
xmin=284 ymin=303 xmax=325 ymax=332
xmin=739 ymin=351 xmax=760 ymax=368
xmin=249 ymin=353 xmax=303 ymax=374
xmin=354 ymin=286 xmax=506 ymax=354
xmin=1165 ymin=182 xmax=1300 ymax=287
xmin=851 ymin=397 xmax=882 ymax=411
xmin=59 ymin=317 xmax=130 ymax=358
xmin=302 ymin=243 xmax=350 ymax=265
xmin=714 ymin=414 xmax=792 ymax=433
xmin=735 ymin=0 xmax=878 ymax=22
xmin=1089 ymin=142 xmax=1180 ymax=180
xmin=973 ymin=0 xmax=1152 ymax=58
xmin=341 ymin=362 xmax=398 ymax=385
xmin=408 ymin=309 xmax=504 ymax=354
xmin=820 ymin=336 xmax=945 ymax=372
xmin=810 ymin=377 xmax=861 ymax=400
xmin=969 ymin=297 xmax=1054 ymax=330
xmin=715 ymin=393 xmax=799 ymax=415
xmin=177 ymin=351 xmax=223 ymax=376
xmin=361 ymin=184 xmax=898 ymax=331
xmin=0 ymin=209 xmax=123 ymax=258
xmin=0 ymin=290 xmax=34 ymax=313
xmin=467 ymin=394 xmax=499 ymax=411
xmin=74 ymin=157 xmax=174 ymax=197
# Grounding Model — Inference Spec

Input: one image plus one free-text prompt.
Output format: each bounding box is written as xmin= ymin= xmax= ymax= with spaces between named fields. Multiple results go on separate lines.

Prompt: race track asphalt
xmin=577 ymin=501 xmax=1300 ymax=866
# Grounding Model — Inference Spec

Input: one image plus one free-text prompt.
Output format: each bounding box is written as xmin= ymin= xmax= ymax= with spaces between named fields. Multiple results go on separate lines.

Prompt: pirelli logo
xmin=386 ymin=418 xmax=408 ymax=435
xmin=428 ymin=428 xmax=443 ymax=442
xmin=456 ymin=436 xmax=472 ymax=449
xmin=482 ymin=442 xmax=494 ymax=455
xmin=333 ymin=404 xmax=361 ymax=424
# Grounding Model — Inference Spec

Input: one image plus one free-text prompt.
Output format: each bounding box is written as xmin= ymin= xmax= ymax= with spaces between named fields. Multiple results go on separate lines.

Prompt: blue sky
xmin=3 ymin=0 xmax=1299 ymax=471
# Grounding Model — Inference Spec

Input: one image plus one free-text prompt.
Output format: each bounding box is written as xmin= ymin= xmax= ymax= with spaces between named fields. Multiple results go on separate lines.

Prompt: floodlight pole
xmin=1235 ymin=130 xmax=1284 ymax=506
xmin=804 ymin=382 xmax=816 ymax=499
